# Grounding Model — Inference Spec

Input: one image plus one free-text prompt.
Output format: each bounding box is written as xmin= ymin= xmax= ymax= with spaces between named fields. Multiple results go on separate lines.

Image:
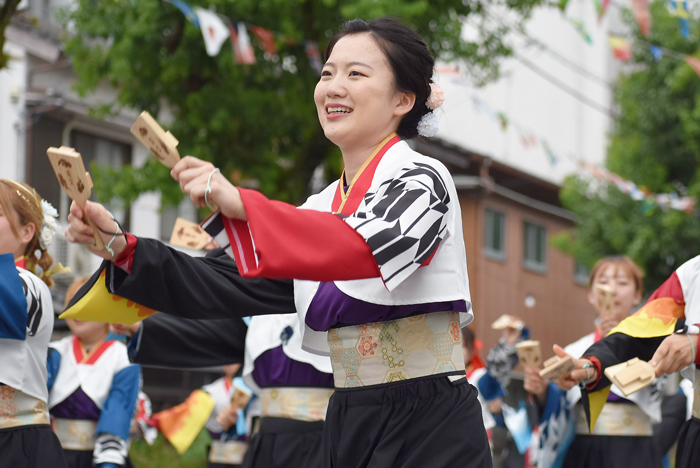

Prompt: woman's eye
xmin=321 ymin=70 xmax=332 ymax=77
xmin=350 ymin=71 xmax=365 ymax=77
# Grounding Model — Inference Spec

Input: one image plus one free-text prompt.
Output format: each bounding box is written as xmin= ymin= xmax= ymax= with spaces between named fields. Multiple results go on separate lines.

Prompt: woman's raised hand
xmin=171 ymin=156 xmax=247 ymax=221
xmin=551 ymin=345 xmax=598 ymax=391
xmin=65 ymin=201 xmax=126 ymax=261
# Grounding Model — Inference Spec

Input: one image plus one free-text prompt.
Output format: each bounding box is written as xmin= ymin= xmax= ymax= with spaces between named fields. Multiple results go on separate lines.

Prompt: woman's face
xmin=0 ymin=202 xmax=27 ymax=258
xmin=314 ymin=33 xmax=414 ymax=150
xmin=588 ymin=265 xmax=641 ymax=322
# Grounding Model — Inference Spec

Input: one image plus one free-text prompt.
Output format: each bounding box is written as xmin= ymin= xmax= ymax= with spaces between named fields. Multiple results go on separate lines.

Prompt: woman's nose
xmin=326 ymin=76 xmax=347 ymax=98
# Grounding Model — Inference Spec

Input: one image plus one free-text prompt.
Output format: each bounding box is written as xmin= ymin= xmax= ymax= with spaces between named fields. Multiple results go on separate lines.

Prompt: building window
xmin=484 ymin=208 xmax=506 ymax=261
xmin=523 ymin=221 xmax=547 ymax=272
xmin=574 ymin=261 xmax=590 ymax=286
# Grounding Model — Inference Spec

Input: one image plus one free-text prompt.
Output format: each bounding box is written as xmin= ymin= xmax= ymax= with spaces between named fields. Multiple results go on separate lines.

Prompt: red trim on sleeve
xmin=582 ymin=356 xmax=603 ymax=390
xmin=115 ymin=233 xmax=138 ymax=273
xmin=225 ymin=188 xmax=380 ymax=281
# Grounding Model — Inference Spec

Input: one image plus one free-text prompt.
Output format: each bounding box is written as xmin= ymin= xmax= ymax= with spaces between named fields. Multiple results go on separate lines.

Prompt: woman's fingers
xmin=171 ymin=156 xmax=213 ymax=183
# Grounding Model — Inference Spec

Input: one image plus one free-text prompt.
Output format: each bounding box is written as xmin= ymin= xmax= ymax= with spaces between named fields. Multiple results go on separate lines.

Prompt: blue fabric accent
xmin=96 ymin=463 xmax=119 ymax=468
xmin=168 ymin=0 xmax=200 ymax=28
xmin=540 ymin=382 xmax=566 ymax=424
xmin=0 ymin=253 xmax=27 ymax=340
xmin=46 ymin=347 xmax=61 ymax=391
xmin=95 ymin=364 xmax=141 ymax=440
xmin=477 ymin=372 xmax=505 ymax=401
xmin=105 ymin=332 xmax=127 ymax=343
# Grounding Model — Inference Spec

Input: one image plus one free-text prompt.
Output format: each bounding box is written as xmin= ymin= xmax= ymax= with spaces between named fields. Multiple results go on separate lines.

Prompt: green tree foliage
xmin=0 ymin=0 xmax=23 ymax=70
xmin=64 ymin=0 xmax=551 ymax=207
xmin=553 ymin=2 xmax=700 ymax=290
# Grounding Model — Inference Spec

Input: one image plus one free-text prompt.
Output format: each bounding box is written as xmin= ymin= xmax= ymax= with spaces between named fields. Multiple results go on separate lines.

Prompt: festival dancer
xmin=47 ymin=277 xmax=141 ymax=468
xmin=524 ymin=256 xmax=685 ymax=468
xmin=548 ymin=254 xmax=700 ymax=468
xmin=0 ymin=180 xmax=68 ymax=468
xmin=113 ymin=312 xmax=334 ymax=468
xmin=65 ymin=17 xmax=489 ymax=467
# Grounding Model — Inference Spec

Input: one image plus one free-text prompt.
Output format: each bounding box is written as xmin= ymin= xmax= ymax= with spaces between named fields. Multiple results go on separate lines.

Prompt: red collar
xmin=331 ymin=134 xmax=400 ymax=215
xmin=14 ymin=257 xmax=27 ymax=270
xmin=72 ymin=335 xmax=115 ymax=365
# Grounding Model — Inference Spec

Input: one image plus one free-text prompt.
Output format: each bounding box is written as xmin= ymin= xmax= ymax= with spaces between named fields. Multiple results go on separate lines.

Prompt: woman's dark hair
xmin=461 ymin=326 xmax=475 ymax=350
xmin=325 ymin=17 xmax=434 ymax=140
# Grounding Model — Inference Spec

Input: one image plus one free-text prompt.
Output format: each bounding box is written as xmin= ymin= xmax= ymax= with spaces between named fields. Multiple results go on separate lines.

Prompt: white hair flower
xmin=417 ymin=111 xmax=439 ymax=138
xmin=426 ymin=83 xmax=445 ymax=110
xmin=39 ymin=199 xmax=58 ymax=249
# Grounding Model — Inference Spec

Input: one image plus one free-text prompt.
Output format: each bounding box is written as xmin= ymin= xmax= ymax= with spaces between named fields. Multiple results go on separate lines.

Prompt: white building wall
xmin=437 ymin=2 xmax=626 ymax=184
xmin=0 ymin=40 xmax=28 ymax=181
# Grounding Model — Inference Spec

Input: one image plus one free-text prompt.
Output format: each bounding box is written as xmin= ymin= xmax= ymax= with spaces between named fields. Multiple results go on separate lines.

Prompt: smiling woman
xmin=65 ymin=17 xmax=490 ymax=468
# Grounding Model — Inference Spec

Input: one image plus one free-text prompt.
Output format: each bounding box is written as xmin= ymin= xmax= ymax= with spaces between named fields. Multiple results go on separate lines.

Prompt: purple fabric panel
xmin=251 ymin=346 xmax=333 ymax=389
xmin=305 ymin=281 xmax=467 ymax=331
xmin=50 ymin=388 xmax=101 ymax=420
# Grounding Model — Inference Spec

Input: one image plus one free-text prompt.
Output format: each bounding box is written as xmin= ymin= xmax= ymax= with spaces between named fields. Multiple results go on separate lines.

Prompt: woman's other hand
xmin=650 ymin=333 xmax=699 ymax=377
xmin=551 ymin=345 xmax=598 ymax=391
xmin=65 ymin=201 xmax=126 ymax=261
xmin=171 ymin=157 xmax=247 ymax=221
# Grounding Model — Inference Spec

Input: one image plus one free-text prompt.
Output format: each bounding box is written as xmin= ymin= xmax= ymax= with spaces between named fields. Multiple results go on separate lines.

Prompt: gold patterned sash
xmin=575 ymin=403 xmax=652 ymax=436
xmin=260 ymin=387 xmax=333 ymax=422
xmin=52 ymin=418 xmax=98 ymax=450
xmin=209 ymin=439 xmax=248 ymax=465
xmin=328 ymin=311 xmax=465 ymax=388
xmin=0 ymin=385 xmax=50 ymax=429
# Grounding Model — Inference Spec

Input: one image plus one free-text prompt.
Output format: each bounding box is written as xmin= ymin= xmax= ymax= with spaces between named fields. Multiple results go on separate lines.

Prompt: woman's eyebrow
xmin=325 ymin=60 xmax=374 ymax=69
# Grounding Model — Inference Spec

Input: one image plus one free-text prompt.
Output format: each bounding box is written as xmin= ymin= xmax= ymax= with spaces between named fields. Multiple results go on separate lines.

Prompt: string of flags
xmin=166 ymin=0 xmax=322 ymax=73
xmin=437 ymin=66 xmax=697 ymax=215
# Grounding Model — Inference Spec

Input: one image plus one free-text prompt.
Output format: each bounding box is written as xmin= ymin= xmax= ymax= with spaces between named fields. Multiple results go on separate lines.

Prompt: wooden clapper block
xmin=516 ymin=340 xmax=542 ymax=368
xmin=230 ymin=387 xmax=251 ymax=411
xmin=491 ymin=314 xmax=525 ymax=331
xmin=130 ymin=111 xmax=180 ymax=168
xmin=596 ymin=284 xmax=613 ymax=318
xmin=604 ymin=357 xmax=655 ymax=396
xmin=46 ymin=146 xmax=104 ymax=250
xmin=169 ymin=217 xmax=212 ymax=250
xmin=539 ymin=355 xmax=576 ymax=381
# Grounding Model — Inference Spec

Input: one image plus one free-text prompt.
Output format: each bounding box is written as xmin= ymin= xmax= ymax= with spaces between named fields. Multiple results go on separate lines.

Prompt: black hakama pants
xmin=676 ymin=417 xmax=700 ymax=468
xmin=0 ymin=424 xmax=68 ymax=468
xmin=241 ymin=417 xmax=325 ymax=468
xmin=561 ymin=435 xmax=662 ymax=468
xmin=323 ymin=376 xmax=492 ymax=468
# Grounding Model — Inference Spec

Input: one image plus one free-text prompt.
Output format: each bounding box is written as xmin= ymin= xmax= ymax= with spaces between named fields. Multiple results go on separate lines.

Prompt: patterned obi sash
xmin=693 ymin=367 xmax=700 ymax=419
xmin=575 ymin=403 xmax=652 ymax=436
xmin=0 ymin=385 xmax=50 ymax=429
xmin=51 ymin=418 xmax=98 ymax=450
xmin=209 ymin=439 xmax=248 ymax=465
xmin=328 ymin=311 xmax=465 ymax=388
xmin=260 ymin=387 xmax=333 ymax=422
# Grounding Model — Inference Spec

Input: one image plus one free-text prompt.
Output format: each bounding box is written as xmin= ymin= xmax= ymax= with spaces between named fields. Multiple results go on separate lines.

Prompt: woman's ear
xmin=19 ymin=223 xmax=36 ymax=247
xmin=393 ymin=91 xmax=416 ymax=117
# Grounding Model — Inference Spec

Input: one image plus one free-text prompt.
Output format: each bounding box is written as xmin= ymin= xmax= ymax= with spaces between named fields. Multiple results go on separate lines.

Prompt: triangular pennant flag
xmin=685 ymin=55 xmax=700 ymax=78
xmin=194 ymin=8 xmax=230 ymax=56
xmin=608 ymin=35 xmax=632 ymax=61
xmin=558 ymin=0 xmax=569 ymax=12
xmin=568 ymin=18 xmax=593 ymax=44
xmin=236 ymin=23 xmax=256 ymax=64
xmin=305 ymin=41 xmax=323 ymax=74
xmin=541 ymin=140 xmax=558 ymax=166
xmin=168 ymin=0 xmax=200 ymax=29
xmin=631 ymin=0 xmax=651 ymax=36
xmin=497 ymin=112 xmax=509 ymax=131
xmin=648 ymin=45 xmax=664 ymax=61
xmin=251 ymin=26 xmax=277 ymax=56
xmin=594 ymin=0 xmax=610 ymax=22
xmin=669 ymin=1 xmax=691 ymax=38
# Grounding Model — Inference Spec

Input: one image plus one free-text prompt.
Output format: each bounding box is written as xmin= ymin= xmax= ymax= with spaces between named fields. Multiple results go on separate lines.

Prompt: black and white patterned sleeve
xmin=341 ymin=162 xmax=450 ymax=291
xmin=17 ymin=271 xmax=44 ymax=337
xmin=486 ymin=338 xmax=519 ymax=388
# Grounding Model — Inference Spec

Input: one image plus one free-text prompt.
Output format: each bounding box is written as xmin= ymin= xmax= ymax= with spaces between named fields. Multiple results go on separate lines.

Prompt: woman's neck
xmin=341 ymin=133 xmax=394 ymax=184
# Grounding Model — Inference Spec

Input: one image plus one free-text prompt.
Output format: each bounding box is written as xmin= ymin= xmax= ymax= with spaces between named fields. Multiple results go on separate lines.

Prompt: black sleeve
xmin=130 ymin=313 xmax=247 ymax=368
xmin=582 ymin=333 xmax=668 ymax=390
xmin=104 ymin=238 xmax=295 ymax=320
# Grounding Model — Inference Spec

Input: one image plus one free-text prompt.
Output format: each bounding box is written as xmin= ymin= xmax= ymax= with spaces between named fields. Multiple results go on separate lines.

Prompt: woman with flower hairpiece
xmin=0 ymin=180 xmax=68 ymax=468
xmin=66 ymin=17 xmax=490 ymax=468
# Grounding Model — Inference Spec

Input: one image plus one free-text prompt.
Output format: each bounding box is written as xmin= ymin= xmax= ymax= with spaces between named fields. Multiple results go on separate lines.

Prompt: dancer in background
xmin=47 ymin=277 xmax=141 ymax=468
xmin=0 ymin=180 xmax=67 ymax=468
xmin=524 ymin=256 xmax=684 ymax=468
